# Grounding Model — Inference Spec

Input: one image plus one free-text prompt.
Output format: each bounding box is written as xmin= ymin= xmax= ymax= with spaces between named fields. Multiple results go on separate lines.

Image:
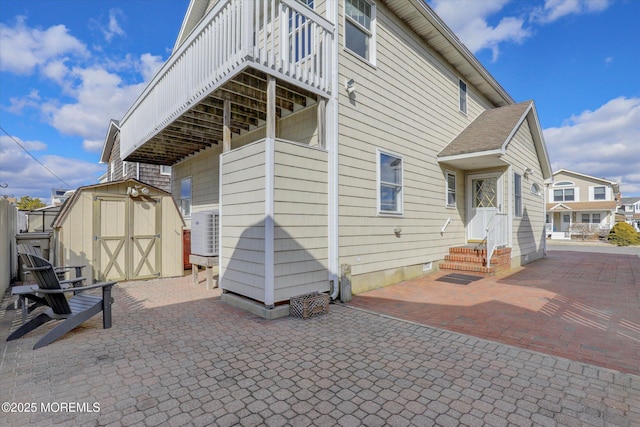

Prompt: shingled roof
xmin=546 ymin=201 xmax=618 ymax=211
xmin=438 ymin=101 xmax=532 ymax=158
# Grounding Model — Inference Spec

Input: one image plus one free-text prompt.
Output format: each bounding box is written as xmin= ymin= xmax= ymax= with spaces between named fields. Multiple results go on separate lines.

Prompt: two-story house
xmin=100 ymin=119 xmax=172 ymax=192
xmin=619 ymin=197 xmax=640 ymax=231
xmin=546 ymin=169 xmax=620 ymax=239
xmin=115 ymin=0 xmax=552 ymax=317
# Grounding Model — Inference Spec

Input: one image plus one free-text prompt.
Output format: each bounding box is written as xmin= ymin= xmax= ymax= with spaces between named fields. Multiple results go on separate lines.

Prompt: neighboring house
xmin=546 ymin=169 xmax=620 ymax=239
xmin=619 ymin=197 xmax=640 ymax=231
xmin=116 ymin=0 xmax=552 ymax=315
xmin=100 ymin=119 xmax=172 ymax=192
xmin=50 ymin=188 xmax=72 ymax=206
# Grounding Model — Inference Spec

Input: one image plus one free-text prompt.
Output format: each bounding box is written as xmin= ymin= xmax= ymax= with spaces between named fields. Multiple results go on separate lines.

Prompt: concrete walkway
xmin=1 ymin=270 xmax=639 ymax=426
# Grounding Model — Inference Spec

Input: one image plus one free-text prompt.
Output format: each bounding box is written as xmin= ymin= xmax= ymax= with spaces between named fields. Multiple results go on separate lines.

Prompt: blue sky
xmin=1 ymin=0 xmax=639 ymax=203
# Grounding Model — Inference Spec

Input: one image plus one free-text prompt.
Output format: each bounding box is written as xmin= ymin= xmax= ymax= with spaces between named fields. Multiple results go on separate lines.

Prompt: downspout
xmin=327 ymin=0 xmax=339 ymax=300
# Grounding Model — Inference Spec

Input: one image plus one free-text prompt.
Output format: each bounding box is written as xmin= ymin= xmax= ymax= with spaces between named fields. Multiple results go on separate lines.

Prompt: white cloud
xmin=138 ymin=53 xmax=164 ymax=82
xmin=41 ymin=65 xmax=146 ymax=152
xmin=107 ymin=9 xmax=126 ymax=41
xmin=0 ymin=135 xmax=104 ymax=200
xmin=531 ymin=0 xmax=613 ymax=23
xmin=429 ymin=0 xmax=531 ymax=60
xmin=6 ymin=90 xmax=41 ymax=114
xmin=429 ymin=0 xmax=613 ymax=60
xmin=544 ymin=97 xmax=640 ymax=196
xmin=0 ymin=16 xmax=88 ymax=74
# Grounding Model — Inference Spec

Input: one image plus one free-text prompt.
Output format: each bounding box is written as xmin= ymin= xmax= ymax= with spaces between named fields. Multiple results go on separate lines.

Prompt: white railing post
xmin=241 ymin=0 xmax=254 ymax=59
xmin=120 ymin=0 xmax=334 ymax=158
xmin=486 ymin=213 xmax=507 ymax=268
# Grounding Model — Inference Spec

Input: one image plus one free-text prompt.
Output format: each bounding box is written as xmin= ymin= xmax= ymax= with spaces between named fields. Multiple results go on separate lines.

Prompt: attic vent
xmin=191 ymin=210 xmax=219 ymax=256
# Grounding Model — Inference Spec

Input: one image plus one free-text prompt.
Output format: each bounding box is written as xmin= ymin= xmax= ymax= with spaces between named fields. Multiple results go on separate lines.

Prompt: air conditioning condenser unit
xmin=191 ymin=209 xmax=219 ymax=256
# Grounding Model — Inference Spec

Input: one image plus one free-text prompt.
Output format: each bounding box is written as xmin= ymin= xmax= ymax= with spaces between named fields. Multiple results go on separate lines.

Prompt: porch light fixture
xmin=345 ymin=78 xmax=356 ymax=95
xmin=524 ymin=167 xmax=533 ymax=178
xmin=127 ymin=185 xmax=149 ymax=198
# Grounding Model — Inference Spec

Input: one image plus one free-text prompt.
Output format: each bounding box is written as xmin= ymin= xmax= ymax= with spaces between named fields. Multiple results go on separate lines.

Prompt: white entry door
xmin=467 ymin=173 xmax=502 ymax=241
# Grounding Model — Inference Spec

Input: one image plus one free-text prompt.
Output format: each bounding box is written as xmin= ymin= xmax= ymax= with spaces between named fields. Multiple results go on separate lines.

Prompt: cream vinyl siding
xmin=337 ymin=1 xmax=490 ymax=280
xmin=172 ymin=103 xmax=320 ymax=228
xmin=273 ymin=141 xmax=329 ymax=301
xmin=503 ymin=119 xmax=545 ymax=261
xmin=220 ymin=142 xmax=267 ymax=302
xmin=553 ymin=171 xmax=613 ymax=203
xmin=220 ymin=139 xmax=329 ymax=303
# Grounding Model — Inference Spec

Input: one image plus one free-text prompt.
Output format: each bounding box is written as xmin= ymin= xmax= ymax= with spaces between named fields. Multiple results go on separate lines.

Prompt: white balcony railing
xmin=120 ymin=0 xmax=334 ymax=159
xmin=486 ymin=213 xmax=508 ymax=268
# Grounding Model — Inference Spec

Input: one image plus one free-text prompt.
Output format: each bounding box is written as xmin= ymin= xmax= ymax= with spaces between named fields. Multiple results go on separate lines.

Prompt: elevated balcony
xmin=120 ymin=0 xmax=334 ymax=165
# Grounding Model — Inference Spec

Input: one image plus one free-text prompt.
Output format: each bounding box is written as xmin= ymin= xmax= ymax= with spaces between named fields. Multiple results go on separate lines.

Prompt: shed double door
xmin=93 ymin=195 xmax=161 ymax=281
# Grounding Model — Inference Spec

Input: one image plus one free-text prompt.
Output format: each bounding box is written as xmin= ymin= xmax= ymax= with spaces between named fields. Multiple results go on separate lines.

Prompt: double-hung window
xmin=553 ymin=188 xmax=574 ymax=202
xmin=594 ymin=186 xmax=606 ymax=200
xmin=446 ymin=171 xmax=456 ymax=207
xmin=345 ymin=0 xmax=375 ymax=63
xmin=378 ymin=150 xmax=402 ymax=214
xmin=514 ymin=173 xmax=522 ymax=217
xmin=180 ymin=177 xmax=192 ymax=218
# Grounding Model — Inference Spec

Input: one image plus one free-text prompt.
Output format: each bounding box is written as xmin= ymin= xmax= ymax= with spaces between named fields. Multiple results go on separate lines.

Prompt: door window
xmin=473 ymin=178 xmax=497 ymax=208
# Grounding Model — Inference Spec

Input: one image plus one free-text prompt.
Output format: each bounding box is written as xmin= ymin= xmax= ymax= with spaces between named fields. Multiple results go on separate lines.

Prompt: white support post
xmin=264 ymin=75 xmax=276 ymax=308
xmin=223 ymin=99 xmax=231 ymax=153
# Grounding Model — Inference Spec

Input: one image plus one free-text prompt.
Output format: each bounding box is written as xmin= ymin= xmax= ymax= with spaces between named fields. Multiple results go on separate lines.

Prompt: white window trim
xmin=376 ymin=148 xmax=403 ymax=216
xmin=445 ymin=170 xmax=456 ymax=208
xmin=110 ymin=160 xmax=115 ymax=181
xmin=344 ymin=0 xmax=377 ymax=66
xmin=160 ymin=165 xmax=172 ymax=176
xmin=122 ymin=161 xmax=128 ymax=177
xmin=553 ymin=180 xmax=575 ymax=187
xmin=180 ymin=176 xmax=192 ymax=218
xmin=458 ymin=79 xmax=467 ymax=115
xmin=591 ymin=185 xmax=607 ymax=201
xmin=551 ymin=187 xmax=577 ymax=202
xmin=514 ymin=172 xmax=522 ymax=218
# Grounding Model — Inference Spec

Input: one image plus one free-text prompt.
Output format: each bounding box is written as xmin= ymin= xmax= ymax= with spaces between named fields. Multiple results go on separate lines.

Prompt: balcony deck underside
xmin=124 ymin=67 xmax=319 ymax=165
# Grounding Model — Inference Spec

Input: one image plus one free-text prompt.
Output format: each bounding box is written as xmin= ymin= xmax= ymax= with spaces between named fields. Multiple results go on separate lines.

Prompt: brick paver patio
xmin=350 ymin=250 xmax=640 ymax=376
xmin=1 ymin=256 xmax=639 ymax=426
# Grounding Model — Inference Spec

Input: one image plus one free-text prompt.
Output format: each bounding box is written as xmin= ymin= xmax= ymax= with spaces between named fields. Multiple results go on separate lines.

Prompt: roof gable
xmin=553 ymin=169 xmax=619 ymax=192
xmin=100 ymin=119 xmax=120 ymax=164
xmin=437 ymin=101 xmax=552 ymax=179
xmin=52 ymin=178 xmax=179 ymax=229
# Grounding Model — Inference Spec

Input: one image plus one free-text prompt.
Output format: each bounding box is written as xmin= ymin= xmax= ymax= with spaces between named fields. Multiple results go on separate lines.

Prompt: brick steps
xmin=441 ymin=246 xmax=512 ymax=275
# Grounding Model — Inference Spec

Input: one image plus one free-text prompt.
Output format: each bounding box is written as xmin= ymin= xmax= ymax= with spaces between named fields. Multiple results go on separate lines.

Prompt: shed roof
xmin=51 ymin=178 xmax=181 ymax=229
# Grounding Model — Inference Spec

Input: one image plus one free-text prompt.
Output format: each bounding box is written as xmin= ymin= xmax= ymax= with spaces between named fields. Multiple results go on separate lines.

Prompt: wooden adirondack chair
xmin=7 ymin=253 xmax=116 ymax=350
xmin=17 ymin=244 xmax=85 ymax=280
xmin=11 ymin=251 xmax=86 ymax=323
